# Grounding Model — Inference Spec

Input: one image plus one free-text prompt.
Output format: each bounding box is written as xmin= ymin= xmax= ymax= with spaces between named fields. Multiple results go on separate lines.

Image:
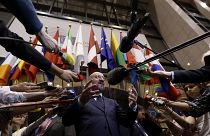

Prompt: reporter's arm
xmin=166 ymin=101 xmax=190 ymax=111
xmin=164 ymin=106 xmax=195 ymax=130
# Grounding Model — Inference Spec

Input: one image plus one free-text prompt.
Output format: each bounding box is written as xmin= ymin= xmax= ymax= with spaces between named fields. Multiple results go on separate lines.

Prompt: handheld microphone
xmin=74 ymin=74 xmax=84 ymax=82
xmin=107 ymin=67 xmax=131 ymax=85
xmin=145 ymin=95 xmax=165 ymax=106
xmin=130 ymin=0 xmax=138 ymax=24
xmin=119 ymin=13 xmax=150 ymax=53
xmin=58 ymin=52 xmax=75 ymax=65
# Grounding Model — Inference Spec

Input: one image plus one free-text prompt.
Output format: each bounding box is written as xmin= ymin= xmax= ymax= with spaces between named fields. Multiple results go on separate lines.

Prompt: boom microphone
xmin=119 ymin=13 xmax=150 ymax=53
xmin=107 ymin=67 xmax=131 ymax=85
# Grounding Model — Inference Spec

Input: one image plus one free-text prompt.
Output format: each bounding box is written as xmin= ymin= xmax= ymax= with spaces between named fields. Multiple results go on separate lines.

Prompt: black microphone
xmin=130 ymin=0 xmax=138 ymax=24
xmin=107 ymin=67 xmax=131 ymax=85
xmin=119 ymin=13 xmax=150 ymax=53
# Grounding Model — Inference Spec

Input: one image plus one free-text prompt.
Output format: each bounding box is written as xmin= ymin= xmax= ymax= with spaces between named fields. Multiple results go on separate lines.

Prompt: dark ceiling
xmin=32 ymin=0 xmax=149 ymax=27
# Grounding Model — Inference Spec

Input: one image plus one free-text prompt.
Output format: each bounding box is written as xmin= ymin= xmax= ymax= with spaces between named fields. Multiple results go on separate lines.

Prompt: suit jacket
xmin=62 ymin=96 xmax=137 ymax=136
xmin=173 ymin=65 xmax=210 ymax=83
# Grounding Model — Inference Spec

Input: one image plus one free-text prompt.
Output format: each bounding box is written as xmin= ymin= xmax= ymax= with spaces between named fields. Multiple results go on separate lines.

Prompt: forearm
xmin=22 ymin=92 xmax=49 ymax=102
xmin=165 ymin=107 xmax=195 ymax=130
xmin=10 ymin=102 xmax=53 ymax=116
xmin=48 ymin=63 xmax=63 ymax=77
xmin=167 ymin=101 xmax=190 ymax=111
xmin=150 ymin=70 xmax=172 ymax=79
xmin=165 ymin=120 xmax=183 ymax=136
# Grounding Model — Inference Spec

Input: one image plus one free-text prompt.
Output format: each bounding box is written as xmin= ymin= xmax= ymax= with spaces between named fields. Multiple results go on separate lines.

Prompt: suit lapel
xmin=43 ymin=115 xmax=60 ymax=135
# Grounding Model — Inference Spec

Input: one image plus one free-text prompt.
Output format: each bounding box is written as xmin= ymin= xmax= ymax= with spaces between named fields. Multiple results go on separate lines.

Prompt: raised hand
xmin=10 ymin=82 xmax=40 ymax=92
xmin=58 ymin=70 xmax=79 ymax=82
xmin=128 ymin=85 xmax=138 ymax=109
xmin=79 ymin=80 xmax=100 ymax=105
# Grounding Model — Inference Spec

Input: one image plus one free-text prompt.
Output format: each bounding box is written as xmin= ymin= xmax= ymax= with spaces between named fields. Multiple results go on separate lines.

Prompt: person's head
xmin=184 ymin=83 xmax=204 ymax=100
xmin=137 ymin=105 xmax=146 ymax=121
xmin=89 ymin=72 xmax=105 ymax=90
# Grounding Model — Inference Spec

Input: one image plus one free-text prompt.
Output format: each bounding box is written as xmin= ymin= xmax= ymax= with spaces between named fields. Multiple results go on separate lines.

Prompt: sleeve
xmin=173 ymin=66 xmax=210 ymax=83
xmin=62 ymin=99 xmax=83 ymax=126
xmin=183 ymin=87 xmax=210 ymax=117
xmin=0 ymin=86 xmax=26 ymax=104
xmin=116 ymin=101 xmax=138 ymax=127
xmin=0 ymin=21 xmax=51 ymax=71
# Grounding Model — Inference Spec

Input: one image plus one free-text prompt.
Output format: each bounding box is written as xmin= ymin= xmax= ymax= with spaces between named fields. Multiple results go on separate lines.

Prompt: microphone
xmin=145 ymin=95 xmax=165 ymax=106
xmin=74 ymin=74 xmax=84 ymax=82
xmin=130 ymin=0 xmax=138 ymax=24
xmin=58 ymin=52 xmax=75 ymax=65
xmin=107 ymin=67 xmax=131 ymax=85
xmin=119 ymin=13 xmax=150 ymax=53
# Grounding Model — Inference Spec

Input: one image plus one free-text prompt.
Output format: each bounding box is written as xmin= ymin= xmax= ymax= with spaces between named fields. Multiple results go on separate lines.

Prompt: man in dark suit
xmin=62 ymin=72 xmax=138 ymax=136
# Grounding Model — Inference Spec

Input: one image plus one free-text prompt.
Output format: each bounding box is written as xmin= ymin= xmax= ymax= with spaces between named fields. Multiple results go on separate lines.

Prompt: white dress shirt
xmin=0 ymin=86 xmax=26 ymax=104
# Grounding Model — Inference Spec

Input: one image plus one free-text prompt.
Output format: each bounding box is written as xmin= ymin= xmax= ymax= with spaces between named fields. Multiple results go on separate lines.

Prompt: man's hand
xmin=144 ymin=69 xmax=172 ymax=79
xmin=58 ymin=70 xmax=79 ymax=82
xmin=10 ymin=82 xmax=40 ymax=92
xmin=128 ymin=85 xmax=138 ymax=109
xmin=45 ymin=87 xmax=64 ymax=97
xmin=79 ymin=80 xmax=100 ymax=105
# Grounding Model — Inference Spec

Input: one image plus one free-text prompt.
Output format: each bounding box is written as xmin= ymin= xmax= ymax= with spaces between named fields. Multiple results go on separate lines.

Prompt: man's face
xmin=89 ymin=72 xmax=105 ymax=90
xmin=137 ymin=108 xmax=146 ymax=121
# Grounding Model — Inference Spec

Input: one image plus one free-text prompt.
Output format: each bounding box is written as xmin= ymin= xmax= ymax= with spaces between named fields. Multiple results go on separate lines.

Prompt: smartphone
xmin=37 ymin=82 xmax=57 ymax=90
xmin=37 ymin=81 xmax=48 ymax=89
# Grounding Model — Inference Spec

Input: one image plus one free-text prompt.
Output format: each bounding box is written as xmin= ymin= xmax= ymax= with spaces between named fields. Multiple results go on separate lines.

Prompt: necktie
xmin=96 ymin=95 xmax=104 ymax=108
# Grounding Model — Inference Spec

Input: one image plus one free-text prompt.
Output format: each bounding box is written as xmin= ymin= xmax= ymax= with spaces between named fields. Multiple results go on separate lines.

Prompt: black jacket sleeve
xmin=116 ymin=102 xmax=138 ymax=127
xmin=0 ymin=21 xmax=51 ymax=71
xmin=184 ymin=87 xmax=210 ymax=117
xmin=173 ymin=66 xmax=210 ymax=83
xmin=62 ymin=100 xmax=83 ymax=126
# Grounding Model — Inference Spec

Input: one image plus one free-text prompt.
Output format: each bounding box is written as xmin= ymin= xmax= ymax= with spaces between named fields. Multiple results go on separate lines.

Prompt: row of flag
xmin=0 ymin=24 xmax=180 ymax=100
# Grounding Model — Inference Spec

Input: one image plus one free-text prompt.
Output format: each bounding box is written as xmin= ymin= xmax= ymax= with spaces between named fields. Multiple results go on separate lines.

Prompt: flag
xmin=131 ymin=43 xmax=150 ymax=81
xmin=87 ymin=26 xmax=100 ymax=75
xmin=27 ymin=41 xmax=44 ymax=82
xmin=63 ymin=26 xmax=73 ymax=55
xmin=73 ymin=24 xmax=84 ymax=73
xmin=120 ymin=32 xmax=128 ymax=62
xmin=148 ymin=50 xmax=180 ymax=100
xmin=24 ymin=37 xmax=40 ymax=82
xmin=7 ymin=59 xmax=20 ymax=85
xmin=44 ymin=29 xmax=61 ymax=82
xmin=10 ymin=59 xmax=25 ymax=81
xmin=100 ymin=28 xmax=116 ymax=70
xmin=111 ymin=31 xmax=126 ymax=66
xmin=0 ymin=54 xmax=18 ymax=85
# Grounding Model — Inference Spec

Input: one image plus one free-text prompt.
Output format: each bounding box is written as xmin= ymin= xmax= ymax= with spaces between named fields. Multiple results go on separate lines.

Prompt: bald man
xmin=62 ymin=72 xmax=138 ymax=136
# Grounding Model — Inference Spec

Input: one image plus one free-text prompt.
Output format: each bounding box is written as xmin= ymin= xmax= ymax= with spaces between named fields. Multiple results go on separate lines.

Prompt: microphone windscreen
xmin=74 ymin=74 xmax=84 ymax=82
xmin=119 ymin=36 xmax=134 ymax=53
xmin=107 ymin=67 xmax=129 ymax=85
xmin=144 ymin=95 xmax=152 ymax=101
